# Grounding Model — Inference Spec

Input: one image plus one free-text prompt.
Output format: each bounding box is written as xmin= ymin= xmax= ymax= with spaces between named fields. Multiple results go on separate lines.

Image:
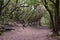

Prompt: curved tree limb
xmin=42 ymin=0 xmax=59 ymax=35
xmin=2 ymin=0 xmax=10 ymax=9
xmin=9 ymin=0 xmax=19 ymax=14
xmin=50 ymin=0 xmax=56 ymax=5
xmin=9 ymin=7 xmax=18 ymax=14
xmin=42 ymin=0 xmax=56 ymax=33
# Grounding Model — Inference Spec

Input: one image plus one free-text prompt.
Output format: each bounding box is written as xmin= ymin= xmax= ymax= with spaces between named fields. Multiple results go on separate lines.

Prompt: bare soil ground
xmin=0 ymin=24 xmax=57 ymax=40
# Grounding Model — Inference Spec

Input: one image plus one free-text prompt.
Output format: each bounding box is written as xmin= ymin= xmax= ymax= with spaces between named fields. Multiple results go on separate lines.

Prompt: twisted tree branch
xmin=9 ymin=0 xmax=19 ymax=14
xmin=2 ymin=0 xmax=10 ymax=9
xmin=50 ymin=0 xmax=56 ymax=5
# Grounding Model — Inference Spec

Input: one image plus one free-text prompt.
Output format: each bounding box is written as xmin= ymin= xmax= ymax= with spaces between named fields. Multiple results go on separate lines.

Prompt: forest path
xmin=0 ymin=24 xmax=56 ymax=40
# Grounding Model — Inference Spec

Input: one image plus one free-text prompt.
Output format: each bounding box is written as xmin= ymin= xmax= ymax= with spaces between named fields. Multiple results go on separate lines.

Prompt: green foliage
xmin=42 ymin=13 xmax=50 ymax=25
xmin=0 ymin=0 xmax=49 ymax=25
xmin=44 ymin=13 xmax=50 ymax=20
xmin=27 ymin=0 xmax=41 ymax=9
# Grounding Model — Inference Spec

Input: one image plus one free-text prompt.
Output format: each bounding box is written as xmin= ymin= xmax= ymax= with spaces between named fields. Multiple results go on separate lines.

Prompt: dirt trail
xmin=0 ymin=25 xmax=56 ymax=40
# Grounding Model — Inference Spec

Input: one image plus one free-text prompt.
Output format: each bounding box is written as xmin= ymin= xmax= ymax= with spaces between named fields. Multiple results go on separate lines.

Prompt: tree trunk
xmin=54 ymin=0 xmax=59 ymax=35
xmin=0 ymin=0 xmax=4 ymax=16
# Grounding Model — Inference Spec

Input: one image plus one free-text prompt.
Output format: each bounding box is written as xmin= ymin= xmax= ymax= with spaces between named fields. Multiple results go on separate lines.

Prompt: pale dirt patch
xmin=0 ymin=24 xmax=57 ymax=40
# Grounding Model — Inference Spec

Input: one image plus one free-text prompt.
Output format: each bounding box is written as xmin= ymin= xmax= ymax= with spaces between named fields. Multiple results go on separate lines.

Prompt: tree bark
xmin=0 ymin=0 xmax=4 ymax=15
xmin=54 ymin=0 xmax=59 ymax=35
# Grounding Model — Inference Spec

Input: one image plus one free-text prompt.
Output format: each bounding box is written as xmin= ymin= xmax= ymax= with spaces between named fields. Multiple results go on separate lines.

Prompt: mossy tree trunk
xmin=54 ymin=0 xmax=59 ymax=35
xmin=42 ymin=0 xmax=59 ymax=36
